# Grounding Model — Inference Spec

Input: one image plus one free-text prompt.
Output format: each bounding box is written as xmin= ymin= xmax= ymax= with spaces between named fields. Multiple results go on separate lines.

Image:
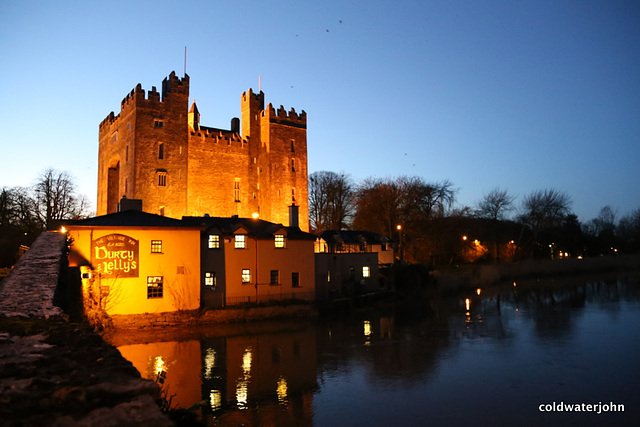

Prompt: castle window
xmin=158 ymin=142 xmax=164 ymax=159
xmin=147 ymin=276 xmax=163 ymax=299
xmin=235 ymin=235 xmax=246 ymax=249
xmin=291 ymin=140 xmax=295 ymax=152
xmin=208 ymin=234 xmax=220 ymax=249
xmin=151 ymin=240 xmax=163 ymax=253
xmin=205 ymin=272 xmax=216 ymax=288
xmin=125 ymin=145 xmax=129 ymax=162
xmin=274 ymin=234 xmax=285 ymax=248
xmin=291 ymin=159 xmax=296 ymax=172
xmin=157 ymin=171 xmax=167 ymax=186
xmin=234 ymin=179 xmax=241 ymax=202
xmin=292 ymin=188 xmax=296 ymax=202
xmin=154 ymin=120 xmax=163 ymax=128
xmin=242 ymin=269 xmax=251 ymax=284
xmin=110 ymin=132 xmax=118 ymax=144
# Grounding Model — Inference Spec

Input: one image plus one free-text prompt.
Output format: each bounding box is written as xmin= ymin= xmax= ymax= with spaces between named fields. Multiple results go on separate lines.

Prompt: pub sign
xmin=92 ymin=233 xmax=139 ymax=278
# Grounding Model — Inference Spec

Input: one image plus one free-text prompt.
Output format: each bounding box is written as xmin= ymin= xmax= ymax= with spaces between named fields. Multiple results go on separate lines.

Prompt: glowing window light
xmin=210 ymin=389 xmax=222 ymax=410
xmin=277 ymin=376 xmax=288 ymax=404
xmin=476 ymin=288 xmax=482 ymax=295
xmin=236 ymin=347 xmax=253 ymax=409
xmin=242 ymin=348 xmax=252 ymax=374
xmin=204 ymin=347 xmax=216 ymax=380
xmin=363 ymin=320 xmax=372 ymax=338
xmin=150 ymin=355 xmax=166 ymax=379
xmin=236 ymin=380 xmax=249 ymax=409
xmin=465 ymin=298 xmax=471 ymax=312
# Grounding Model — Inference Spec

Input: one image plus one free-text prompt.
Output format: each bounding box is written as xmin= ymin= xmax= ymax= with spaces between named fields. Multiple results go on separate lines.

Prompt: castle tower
xmin=97 ymin=72 xmax=309 ymax=231
xmin=97 ymin=71 xmax=190 ymax=218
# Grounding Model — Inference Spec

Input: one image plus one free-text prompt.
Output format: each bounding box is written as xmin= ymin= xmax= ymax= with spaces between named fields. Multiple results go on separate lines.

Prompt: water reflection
xmin=109 ymin=274 xmax=640 ymax=426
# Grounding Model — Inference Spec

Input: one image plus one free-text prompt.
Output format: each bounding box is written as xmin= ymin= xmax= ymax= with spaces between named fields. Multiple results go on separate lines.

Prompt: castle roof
xmin=189 ymin=100 xmax=199 ymax=115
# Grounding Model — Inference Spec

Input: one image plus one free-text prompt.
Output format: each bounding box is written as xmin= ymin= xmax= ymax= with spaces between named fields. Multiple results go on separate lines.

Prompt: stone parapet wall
xmin=0 ymin=231 xmax=67 ymax=318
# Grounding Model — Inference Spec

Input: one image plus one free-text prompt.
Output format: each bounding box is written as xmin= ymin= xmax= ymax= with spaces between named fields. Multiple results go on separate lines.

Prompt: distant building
xmin=316 ymin=230 xmax=395 ymax=265
xmin=314 ymin=230 xmax=393 ymax=298
xmin=97 ymin=71 xmax=309 ymax=231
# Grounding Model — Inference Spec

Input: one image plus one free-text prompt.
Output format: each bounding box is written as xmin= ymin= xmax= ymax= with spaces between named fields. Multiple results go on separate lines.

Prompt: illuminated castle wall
xmin=97 ymin=71 xmax=309 ymax=231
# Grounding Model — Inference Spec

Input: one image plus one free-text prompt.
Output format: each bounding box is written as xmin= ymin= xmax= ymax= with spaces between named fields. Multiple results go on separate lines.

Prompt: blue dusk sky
xmin=1 ymin=0 xmax=638 ymax=223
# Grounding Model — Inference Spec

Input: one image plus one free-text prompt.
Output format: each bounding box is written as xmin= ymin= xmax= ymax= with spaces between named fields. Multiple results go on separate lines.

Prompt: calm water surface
xmin=110 ymin=273 xmax=640 ymax=426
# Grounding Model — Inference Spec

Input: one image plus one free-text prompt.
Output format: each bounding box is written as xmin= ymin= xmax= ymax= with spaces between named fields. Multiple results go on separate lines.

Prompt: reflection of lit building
xmin=97 ymin=71 xmax=309 ymax=232
xmin=198 ymin=328 xmax=317 ymax=424
xmin=117 ymin=340 xmax=203 ymax=410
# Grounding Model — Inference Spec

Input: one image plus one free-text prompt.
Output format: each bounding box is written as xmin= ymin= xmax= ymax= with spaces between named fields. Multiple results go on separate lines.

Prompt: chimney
xmin=118 ymin=196 xmax=143 ymax=212
xmin=289 ymin=204 xmax=299 ymax=228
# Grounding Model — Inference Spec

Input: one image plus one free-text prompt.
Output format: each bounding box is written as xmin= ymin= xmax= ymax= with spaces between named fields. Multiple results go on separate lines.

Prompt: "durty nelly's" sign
xmin=92 ymin=234 xmax=139 ymax=278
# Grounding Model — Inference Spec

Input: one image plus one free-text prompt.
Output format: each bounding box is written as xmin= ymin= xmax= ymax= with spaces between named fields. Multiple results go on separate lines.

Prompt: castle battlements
xmin=190 ymin=128 xmax=247 ymax=148
xmin=264 ymin=103 xmax=307 ymax=128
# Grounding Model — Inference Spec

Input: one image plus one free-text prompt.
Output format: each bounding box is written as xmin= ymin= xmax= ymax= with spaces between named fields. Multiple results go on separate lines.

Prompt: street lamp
xmin=396 ymin=224 xmax=403 ymax=263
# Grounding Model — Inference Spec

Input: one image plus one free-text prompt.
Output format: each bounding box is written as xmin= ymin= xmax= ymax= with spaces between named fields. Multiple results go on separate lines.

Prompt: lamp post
xmin=396 ymin=224 xmax=403 ymax=263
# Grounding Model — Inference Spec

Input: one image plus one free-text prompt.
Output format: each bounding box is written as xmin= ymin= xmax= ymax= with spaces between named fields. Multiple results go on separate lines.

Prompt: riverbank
xmin=432 ymin=254 xmax=640 ymax=292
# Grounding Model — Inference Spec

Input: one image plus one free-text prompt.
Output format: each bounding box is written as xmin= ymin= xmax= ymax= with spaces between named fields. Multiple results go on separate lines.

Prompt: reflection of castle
xmin=97 ymin=71 xmax=309 ymax=231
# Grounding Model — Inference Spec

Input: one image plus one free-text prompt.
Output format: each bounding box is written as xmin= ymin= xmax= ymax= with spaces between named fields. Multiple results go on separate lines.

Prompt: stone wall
xmin=0 ymin=231 xmax=174 ymax=426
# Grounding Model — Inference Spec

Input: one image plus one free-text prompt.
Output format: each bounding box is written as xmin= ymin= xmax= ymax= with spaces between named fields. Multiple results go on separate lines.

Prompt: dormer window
xmin=235 ymin=235 xmax=246 ymax=249
xmin=275 ymin=234 xmax=285 ymax=248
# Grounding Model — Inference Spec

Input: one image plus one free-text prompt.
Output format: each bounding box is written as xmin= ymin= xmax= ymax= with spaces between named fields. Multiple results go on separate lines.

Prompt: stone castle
xmin=97 ymin=71 xmax=309 ymax=231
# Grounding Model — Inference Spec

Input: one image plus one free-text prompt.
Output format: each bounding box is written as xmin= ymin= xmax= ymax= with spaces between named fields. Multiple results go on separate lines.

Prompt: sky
xmin=1 ymin=0 xmax=639 ymax=223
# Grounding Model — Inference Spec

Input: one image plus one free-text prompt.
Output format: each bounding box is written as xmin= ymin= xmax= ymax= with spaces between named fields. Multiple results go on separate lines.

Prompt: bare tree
xmin=308 ymin=171 xmax=355 ymax=232
xmin=475 ymin=187 xmax=516 ymax=221
xmin=518 ymin=189 xmax=572 ymax=232
xmin=34 ymin=168 xmax=90 ymax=227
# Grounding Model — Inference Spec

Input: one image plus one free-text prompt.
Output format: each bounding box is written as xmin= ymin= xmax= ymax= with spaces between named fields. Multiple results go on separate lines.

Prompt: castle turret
xmin=188 ymin=100 xmax=200 ymax=131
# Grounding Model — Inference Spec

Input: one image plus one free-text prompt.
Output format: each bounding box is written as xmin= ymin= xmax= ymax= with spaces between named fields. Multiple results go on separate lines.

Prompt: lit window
xmin=147 ymin=276 xmax=163 ymax=299
xmin=205 ymin=272 xmax=216 ymax=287
xmin=208 ymin=234 xmax=220 ymax=249
xmin=363 ymin=266 xmax=370 ymax=278
xmin=274 ymin=234 xmax=285 ymax=248
xmin=158 ymin=172 xmax=167 ymax=186
xmin=235 ymin=235 xmax=246 ymax=249
xmin=270 ymin=270 xmax=279 ymax=285
xmin=151 ymin=240 xmax=162 ymax=253
xmin=242 ymin=269 xmax=251 ymax=284
xmin=292 ymin=272 xmax=300 ymax=288
xmin=158 ymin=142 xmax=164 ymax=159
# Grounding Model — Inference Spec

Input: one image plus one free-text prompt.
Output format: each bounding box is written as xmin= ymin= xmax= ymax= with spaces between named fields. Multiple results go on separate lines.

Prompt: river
xmin=108 ymin=272 xmax=640 ymax=426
